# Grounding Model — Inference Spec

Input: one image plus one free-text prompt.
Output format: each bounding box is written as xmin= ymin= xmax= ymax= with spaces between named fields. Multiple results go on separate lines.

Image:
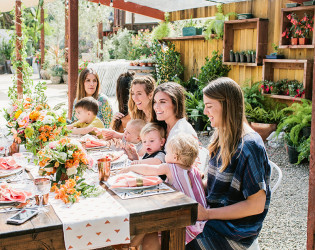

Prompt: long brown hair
xmin=76 ymin=68 xmax=100 ymax=100
xmin=203 ymin=77 xmax=246 ymax=172
xmin=128 ymin=75 xmax=156 ymax=121
xmin=151 ymin=82 xmax=186 ymax=126
xmin=111 ymin=71 xmax=135 ymax=131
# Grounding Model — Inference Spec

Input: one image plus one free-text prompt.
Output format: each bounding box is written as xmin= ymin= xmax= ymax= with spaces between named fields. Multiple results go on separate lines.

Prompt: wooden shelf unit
xmin=262 ymin=59 xmax=313 ymax=100
xmin=223 ymin=18 xmax=268 ymax=66
xmin=280 ymin=6 xmax=315 ymax=48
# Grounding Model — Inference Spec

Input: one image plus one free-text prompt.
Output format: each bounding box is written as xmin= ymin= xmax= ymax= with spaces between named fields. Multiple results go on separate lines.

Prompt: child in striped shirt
xmin=120 ymin=133 xmax=207 ymax=249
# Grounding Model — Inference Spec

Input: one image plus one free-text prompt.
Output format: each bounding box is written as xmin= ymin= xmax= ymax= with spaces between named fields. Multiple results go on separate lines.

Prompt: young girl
xmin=120 ymin=133 xmax=207 ymax=249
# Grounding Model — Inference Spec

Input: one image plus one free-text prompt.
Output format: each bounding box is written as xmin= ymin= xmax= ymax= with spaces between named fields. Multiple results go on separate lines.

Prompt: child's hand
xmin=93 ymin=128 xmax=115 ymax=140
xmin=131 ymin=160 xmax=142 ymax=165
xmin=113 ymin=112 xmax=125 ymax=121
xmin=119 ymin=167 xmax=130 ymax=174
xmin=123 ymin=143 xmax=139 ymax=161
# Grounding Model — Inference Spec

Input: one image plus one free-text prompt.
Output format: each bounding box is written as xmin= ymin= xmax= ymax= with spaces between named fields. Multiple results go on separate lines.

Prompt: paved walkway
xmin=0 ymin=74 xmax=118 ymax=126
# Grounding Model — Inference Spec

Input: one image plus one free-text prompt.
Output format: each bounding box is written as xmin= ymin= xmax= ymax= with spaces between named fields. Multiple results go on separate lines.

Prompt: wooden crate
xmin=223 ymin=18 xmax=269 ymax=66
xmin=262 ymin=59 xmax=313 ymax=100
xmin=280 ymin=6 xmax=315 ymax=49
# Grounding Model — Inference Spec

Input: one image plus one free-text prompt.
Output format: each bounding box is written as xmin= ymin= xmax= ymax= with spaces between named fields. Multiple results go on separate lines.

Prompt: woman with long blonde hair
xmin=186 ymin=77 xmax=271 ymax=250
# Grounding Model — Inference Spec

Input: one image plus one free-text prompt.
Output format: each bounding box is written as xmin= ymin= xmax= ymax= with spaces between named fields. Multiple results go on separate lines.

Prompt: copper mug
xmin=97 ymin=157 xmax=111 ymax=182
xmin=35 ymin=193 xmax=49 ymax=206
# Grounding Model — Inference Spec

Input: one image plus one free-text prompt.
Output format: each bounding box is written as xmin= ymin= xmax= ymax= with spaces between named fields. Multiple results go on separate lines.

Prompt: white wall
xmin=125 ymin=12 xmax=159 ymax=24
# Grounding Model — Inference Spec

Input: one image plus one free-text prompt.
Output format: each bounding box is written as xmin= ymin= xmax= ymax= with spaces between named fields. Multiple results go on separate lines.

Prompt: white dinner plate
xmin=0 ymin=167 xmax=24 ymax=178
xmin=111 ymin=154 xmax=128 ymax=164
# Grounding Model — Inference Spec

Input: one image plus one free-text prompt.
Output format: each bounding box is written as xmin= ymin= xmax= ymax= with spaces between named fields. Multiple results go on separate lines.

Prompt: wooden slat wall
xmin=169 ymin=0 xmax=314 ymax=87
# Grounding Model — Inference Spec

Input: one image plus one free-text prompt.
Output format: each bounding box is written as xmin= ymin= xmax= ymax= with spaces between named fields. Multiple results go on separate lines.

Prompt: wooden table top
xmin=0 ymin=185 xmax=198 ymax=239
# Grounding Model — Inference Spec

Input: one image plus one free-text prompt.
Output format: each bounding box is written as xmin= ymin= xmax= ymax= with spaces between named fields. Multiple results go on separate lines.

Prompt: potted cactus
xmin=235 ymin=52 xmax=240 ymax=62
xmin=229 ymin=50 xmax=235 ymax=62
xmin=240 ymin=51 xmax=246 ymax=63
xmin=246 ymin=50 xmax=252 ymax=63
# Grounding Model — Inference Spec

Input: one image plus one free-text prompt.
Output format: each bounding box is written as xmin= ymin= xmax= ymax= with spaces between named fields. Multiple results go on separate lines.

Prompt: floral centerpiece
xmin=38 ymin=137 xmax=92 ymax=183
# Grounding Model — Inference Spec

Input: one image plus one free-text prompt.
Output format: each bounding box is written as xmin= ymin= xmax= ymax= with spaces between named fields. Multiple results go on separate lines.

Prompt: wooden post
xmin=307 ymin=47 xmax=315 ymax=250
xmin=65 ymin=0 xmax=69 ymax=74
xmin=68 ymin=0 xmax=78 ymax=119
xmin=40 ymin=3 xmax=45 ymax=68
xmin=98 ymin=22 xmax=103 ymax=60
xmin=15 ymin=0 xmax=23 ymax=99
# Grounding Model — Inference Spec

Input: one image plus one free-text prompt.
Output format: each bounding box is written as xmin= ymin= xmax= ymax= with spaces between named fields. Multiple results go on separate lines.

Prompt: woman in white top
xmin=152 ymin=82 xmax=197 ymax=149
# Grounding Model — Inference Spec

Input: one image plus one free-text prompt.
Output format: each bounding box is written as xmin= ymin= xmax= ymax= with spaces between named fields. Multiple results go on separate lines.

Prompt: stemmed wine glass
xmin=33 ymin=178 xmax=51 ymax=213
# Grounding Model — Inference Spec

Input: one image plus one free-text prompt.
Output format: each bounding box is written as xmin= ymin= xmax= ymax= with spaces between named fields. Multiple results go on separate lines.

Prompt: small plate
xmin=109 ymin=184 xmax=158 ymax=192
xmin=0 ymin=167 xmax=24 ymax=178
xmin=112 ymin=154 xmax=128 ymax=164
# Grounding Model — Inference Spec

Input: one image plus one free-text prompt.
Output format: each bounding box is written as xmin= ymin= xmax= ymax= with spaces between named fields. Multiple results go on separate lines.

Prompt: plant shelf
xmin=162 ymin=35 xmax=206 ymax=41
xmin=279 ymin=6 xmax=315 ymax=48
xmin=262 ymin=59 xmax=313 ymax=100
xmin=262 ymin=94 xmax=302 ymax=102
xmin=223 ymin=18 xmax=269 ymax=66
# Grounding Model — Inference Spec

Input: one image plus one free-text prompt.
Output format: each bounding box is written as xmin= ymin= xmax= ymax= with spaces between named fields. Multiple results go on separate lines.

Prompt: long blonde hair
xmin=128 ymin=75 xmax=156 ymax=121
xmin=76 ymin=68 xmax=100 ymax=100
xmin=203 ymin=77 xmax=246 ymax=172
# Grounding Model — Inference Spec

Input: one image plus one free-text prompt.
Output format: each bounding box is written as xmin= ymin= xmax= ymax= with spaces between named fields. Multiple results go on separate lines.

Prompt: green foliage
xmin=128 ymin=29 xmax=153 ymax=60
xmin=198 ymin=51 xmax=231 ymax=86
xmin=151 ymin=40 xmax=184 ymax=83
xmin=245 ymin=103 xmax=285 ymax=124
xmin=276 ymin=100 xmax=312 ymax=147
xmin=297 ymin=136 xmax=310 ymax=164
xmin=105 ymin=29 xmax=132 ymax=59
xmin=242 ymin=82 xmax=265 ymax=108
xmin=204 ymin=4 xmax=236 ymax=40
xmin=151 ymin=13 xmax=170 ymax=40
xmin=51 ymin=65 xmax=64 ymax=77
xmin=0 ymin=39 xmax=14 ymax=60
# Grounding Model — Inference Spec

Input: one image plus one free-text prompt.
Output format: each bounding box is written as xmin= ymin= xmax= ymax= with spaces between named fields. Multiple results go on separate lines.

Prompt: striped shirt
xmin=168 ymin=163 xmax=208 ymax=244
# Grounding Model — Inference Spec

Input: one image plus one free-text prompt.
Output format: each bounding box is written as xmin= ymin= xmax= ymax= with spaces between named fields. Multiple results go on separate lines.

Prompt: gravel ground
xmin=199 ymin=132 xmax=309 ymax=250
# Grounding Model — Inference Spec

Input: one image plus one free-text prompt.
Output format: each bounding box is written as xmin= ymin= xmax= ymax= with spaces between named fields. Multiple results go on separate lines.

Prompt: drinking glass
xmin=0 ymin=133 xmax=6 ymax=157
xmin=33 ymin=178 xmax=51 ymax=213
xmin=5 ymin=135 xmax=14 ymax=156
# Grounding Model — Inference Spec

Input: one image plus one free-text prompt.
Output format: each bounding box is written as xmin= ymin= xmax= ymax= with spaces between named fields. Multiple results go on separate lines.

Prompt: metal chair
xmin=247 ymin=160 xmax=283 ymax=250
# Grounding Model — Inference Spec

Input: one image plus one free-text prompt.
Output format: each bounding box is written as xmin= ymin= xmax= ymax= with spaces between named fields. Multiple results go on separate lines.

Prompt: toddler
xmin=130 ymin=123 xmax=166 ymax=165
xmin=121 ymin=133 xmax=207 ymax=248
xmin=67 ymin=97 xmax=104 ymax=137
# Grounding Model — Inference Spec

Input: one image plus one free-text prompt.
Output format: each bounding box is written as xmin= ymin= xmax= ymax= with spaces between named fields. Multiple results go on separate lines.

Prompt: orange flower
xmin=25 ymin=97 xmax=32 ymax=102
xmin=58 ymin=117 xmax=66 ymax=123
xmin=29 ymin=110 xmax=40 ymax=120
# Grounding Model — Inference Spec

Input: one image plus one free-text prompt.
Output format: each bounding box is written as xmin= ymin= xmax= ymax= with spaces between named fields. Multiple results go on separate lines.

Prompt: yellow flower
xmin=14 ymin=110 xmax=22 ymax=119
xmin=58 ymin=117 xmax=66 ymax=123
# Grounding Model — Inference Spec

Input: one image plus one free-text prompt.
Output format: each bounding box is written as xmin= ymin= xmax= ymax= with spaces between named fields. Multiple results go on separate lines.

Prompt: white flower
xmin=17 ymin=112 xmax=27 ymax=122
xmin=42 ymin=115 xmax=55 ymax=125
xmin=6 ymin=106 xmax=14 ymax=115
xmin=66 ymin=167 xmax=77 ymax=176
xmin=45 ymin=167 xmax=54 ymax=173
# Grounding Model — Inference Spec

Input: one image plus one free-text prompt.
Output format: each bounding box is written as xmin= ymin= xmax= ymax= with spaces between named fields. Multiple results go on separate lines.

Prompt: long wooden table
xmin=0 ymin=186 xmax=198 ymax=250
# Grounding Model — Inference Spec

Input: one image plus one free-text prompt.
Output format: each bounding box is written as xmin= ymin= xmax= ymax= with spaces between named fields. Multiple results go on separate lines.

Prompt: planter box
xmin=237 ymin=13 xmax=253 ymax=19
xmin=265 ymin=54 xmax=285 ymax=59
xmin=183 ymin=27 xmax=198 ymax=36
xmin=286 ymin=144 xmax=299 ymax=164
xmin=286 ymin=3 xmax=300 ymax=8
xmin=303 ymin=1 xmax=315 ymax=6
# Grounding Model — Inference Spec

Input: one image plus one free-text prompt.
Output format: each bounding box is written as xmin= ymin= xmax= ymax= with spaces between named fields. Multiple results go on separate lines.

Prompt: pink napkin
xmin=0 ymin=183 xmax=32 ymax=203
xmin=110 ymin=174 xmax=162 ymax=188
xmin=0 ymin=156 xmax=20 ymax=170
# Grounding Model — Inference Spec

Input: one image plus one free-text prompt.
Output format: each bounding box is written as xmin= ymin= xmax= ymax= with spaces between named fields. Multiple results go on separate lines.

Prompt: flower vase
xmin=9 ymin=142 xmax=20 ymax=156
xmin=291 ymin=38 xmax=298 ymax=45
xmin=299 ymin=38 xmax=310 ymax=45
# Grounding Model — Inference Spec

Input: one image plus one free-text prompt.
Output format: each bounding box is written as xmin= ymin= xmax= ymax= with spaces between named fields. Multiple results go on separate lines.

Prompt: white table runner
xmin=50 ymin=191 xmax=130 ymax=250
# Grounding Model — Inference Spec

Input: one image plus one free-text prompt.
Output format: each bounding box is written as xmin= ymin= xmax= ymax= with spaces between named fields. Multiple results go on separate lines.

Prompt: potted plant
xmin=276 ymin=100 xmax=312 ymax=164
xmin=147 ymin=57 xmax=155 ymax=67
xmin=229 ymin=50 xmax=235 ymax=62
xmin=151 ymin=13 xmax=170 ymax=40
xmin=270 ymin=80 xmax=281 ymax=95
xmin=299 ymin=13 xmax=314 ymax=45
xmin=203 ymin=4 xmax=236 ymax=40
xmin=260 ymin=80 xmax=272 ymax=94
xmin=266 ymin=43 xmax=285 ymax=59
xmin=282 ymin=13 xmax=302 ymax=45
xmin=246 ymin=103 xmax=284 ymax=141
xmin=50 ymin=65 xmax=64 ymax=84
xmin=182 ymin=17 xmax=198 ymax=36
xmin=40 ymin=61 xmax=51 ymax=80
xmin=251 ymin=50 xmax=256 ymax=63
xmin=1 ymin=40 xmax=13 ymax=74
xmin=239 ymin=51 xmax=246 ymax=63
xmin=234 ymin=51 xmax=240 ymax=62
xmin=246 ymin=50 xmax=252 ymax=63
xmin=237 ymin=13 xmax=253 ymax=20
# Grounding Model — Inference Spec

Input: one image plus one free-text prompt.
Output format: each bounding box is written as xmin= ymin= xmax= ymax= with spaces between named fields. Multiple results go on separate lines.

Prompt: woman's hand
xmin=113 ymin=112 xmax=125 ymax=121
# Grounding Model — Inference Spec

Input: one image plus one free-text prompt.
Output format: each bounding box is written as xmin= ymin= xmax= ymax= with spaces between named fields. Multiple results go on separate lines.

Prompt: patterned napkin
xmin=50 ymin=192 xmax=130 ymax=250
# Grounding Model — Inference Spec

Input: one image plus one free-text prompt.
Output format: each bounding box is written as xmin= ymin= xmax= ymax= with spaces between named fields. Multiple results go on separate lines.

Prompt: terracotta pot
xmin=129 ymin=62 xmax=134 ymax=66
xmin=291 ymin=37 xmax=298 ymax=45
xmin=139 ymin=63 xmax=146 ymax=67
xmin=147 ymin=63 xmax=153 ymax=67
xmin=250 ymin=123 xmax=277 ymax=141
xmin=299 ymin=37 xmax=310 ymax=45
xmin=9 ymin=142 xmax=20 ymax=156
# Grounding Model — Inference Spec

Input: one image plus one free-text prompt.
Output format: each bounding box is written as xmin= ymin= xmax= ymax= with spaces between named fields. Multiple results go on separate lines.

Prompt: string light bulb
xmin=110 ymin=0 xmax=113 ymax=7
xmin=98 ymin=0 xmax=101 ymax=7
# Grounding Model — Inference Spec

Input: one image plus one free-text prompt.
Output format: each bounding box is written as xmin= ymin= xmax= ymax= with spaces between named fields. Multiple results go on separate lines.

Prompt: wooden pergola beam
xmin=15 ymin=0 xmax=23 ymax=99
xmin=67 ymin=0 xmax=78 ymax=119
xmin=89 ymin=0 xmax=164 ymax=20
